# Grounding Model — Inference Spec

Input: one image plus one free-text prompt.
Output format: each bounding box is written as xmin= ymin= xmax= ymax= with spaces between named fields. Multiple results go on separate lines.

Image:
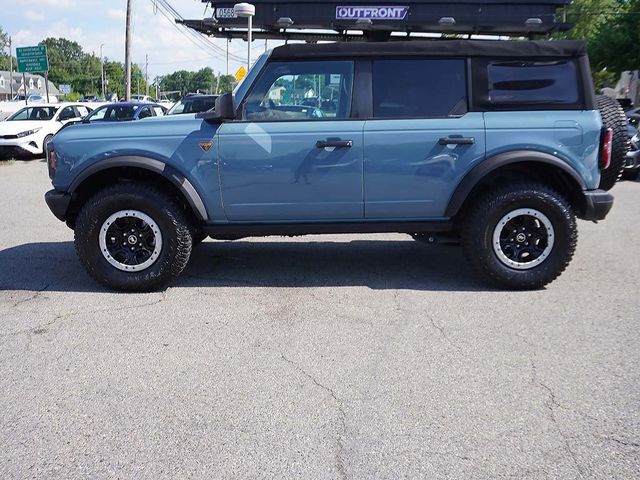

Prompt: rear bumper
xmin=581 ymin=190 xmax=614 ymax=221
xmin=44 ymin=189 xmax=71 ymax=221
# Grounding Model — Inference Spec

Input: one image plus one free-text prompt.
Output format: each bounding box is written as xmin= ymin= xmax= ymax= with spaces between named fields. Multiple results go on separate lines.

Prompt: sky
xmin=1 ymin=0 xmax=270 ymax=79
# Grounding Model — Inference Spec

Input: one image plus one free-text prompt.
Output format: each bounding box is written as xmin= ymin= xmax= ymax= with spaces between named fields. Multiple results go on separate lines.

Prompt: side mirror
xmin=197 ymin=93 xmax=236 ymax=122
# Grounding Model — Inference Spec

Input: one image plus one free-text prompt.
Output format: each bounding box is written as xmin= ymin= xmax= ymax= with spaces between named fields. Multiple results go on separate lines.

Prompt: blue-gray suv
xmin=45 ymin=40 xmax=615 ymax=291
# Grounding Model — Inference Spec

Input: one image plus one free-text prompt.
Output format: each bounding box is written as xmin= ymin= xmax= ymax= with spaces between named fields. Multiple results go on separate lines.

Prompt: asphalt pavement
xmin=1 ymin=159 xmax=639 ymax=479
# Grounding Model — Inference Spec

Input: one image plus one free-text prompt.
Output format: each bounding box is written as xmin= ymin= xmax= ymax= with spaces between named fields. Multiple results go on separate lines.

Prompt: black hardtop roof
xmin=270 ymin=40 xmax=587 ymax=60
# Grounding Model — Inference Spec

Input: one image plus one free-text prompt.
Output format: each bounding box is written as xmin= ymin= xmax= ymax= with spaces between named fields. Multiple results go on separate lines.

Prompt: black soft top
xmin=270 ymin=40 xmax=587 ymax=60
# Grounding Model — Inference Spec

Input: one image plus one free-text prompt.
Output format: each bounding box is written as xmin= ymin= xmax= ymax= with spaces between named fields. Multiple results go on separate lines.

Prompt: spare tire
xmin=597 ymin=95 xmax=629 ymax=191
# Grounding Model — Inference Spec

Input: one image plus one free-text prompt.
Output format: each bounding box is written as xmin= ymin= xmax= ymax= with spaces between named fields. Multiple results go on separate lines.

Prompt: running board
xmin=202 ymin=221 xmax=452 ymax=237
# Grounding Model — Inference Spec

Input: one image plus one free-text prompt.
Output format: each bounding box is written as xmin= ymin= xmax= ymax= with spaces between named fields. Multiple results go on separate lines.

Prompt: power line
xmin=153 ymin=0 xmax=246 ymax=61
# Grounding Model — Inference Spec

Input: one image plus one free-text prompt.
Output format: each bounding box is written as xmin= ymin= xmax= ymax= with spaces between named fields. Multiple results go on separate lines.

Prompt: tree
xmin=587 ymin=0 xmax=640 ymax=73
xmin=560 ymin=0 xmax=621 ymax=41
xmin=0 ymin=26 xmax=14 ymax=71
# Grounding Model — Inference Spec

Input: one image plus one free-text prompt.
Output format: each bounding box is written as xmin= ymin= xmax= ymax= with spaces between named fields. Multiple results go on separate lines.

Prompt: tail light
xmin=47 ymin=143 xmax=56 ymax=179
xmin=599 ymin=127 xmax=613 ymax=170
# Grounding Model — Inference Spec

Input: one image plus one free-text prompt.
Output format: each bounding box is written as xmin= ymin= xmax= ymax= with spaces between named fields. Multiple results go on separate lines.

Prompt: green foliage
xmin=559 ymin=0 xmax=621 ymax=41
xmin=592 ymin=68 xmax=618 ymax=90
xmin=160 ymin=69 xmax=236 ymax=95
xmin=0 ymin=25 xmax=15 ymax=71
xmin=588 ymin=0 xmax=640 ymax=73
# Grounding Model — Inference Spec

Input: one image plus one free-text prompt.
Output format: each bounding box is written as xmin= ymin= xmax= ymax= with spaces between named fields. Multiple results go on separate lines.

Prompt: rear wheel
xmin=74 ymin=182 xmax=193 ymax=291
xmin=461 ymin=183 xmax=577 ymax=290
xmin=597 ymin=95 xmax=629 ymax=191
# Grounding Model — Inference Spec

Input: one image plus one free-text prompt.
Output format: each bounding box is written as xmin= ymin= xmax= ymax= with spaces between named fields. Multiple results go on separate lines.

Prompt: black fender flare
xmin=445 ymin=150 xmax=588 ymax=217
xmin=68 ymin=156 xmax=209 ymax=221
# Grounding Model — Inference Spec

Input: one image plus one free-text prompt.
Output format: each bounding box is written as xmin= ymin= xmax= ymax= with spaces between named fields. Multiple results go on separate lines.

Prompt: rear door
xmin=363 ymin=58 xmax=486 ymax=219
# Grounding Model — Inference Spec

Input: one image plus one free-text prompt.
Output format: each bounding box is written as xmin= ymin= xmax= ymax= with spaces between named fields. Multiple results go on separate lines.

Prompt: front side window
xmin=372 ymin=59 xmax=467 ymax=119
xmin=481 ymin=59 xmax=580 ymax=108
xmin=58 ymin=107 xmax=76 ymax=121
xmin=243 ymin=60 xmax=354 ymax=121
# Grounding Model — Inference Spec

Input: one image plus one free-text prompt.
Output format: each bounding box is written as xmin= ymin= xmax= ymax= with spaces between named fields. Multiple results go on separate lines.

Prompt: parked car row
xmin=0 ymin=93 xmax=223 ymax=160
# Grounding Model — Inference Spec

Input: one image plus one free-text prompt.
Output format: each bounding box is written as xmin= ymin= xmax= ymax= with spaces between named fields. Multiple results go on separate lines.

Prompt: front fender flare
xmin=68 ymin=155 xmax=209 ymax=221
xmin=445 ymin=150 xmax=587 ymax=218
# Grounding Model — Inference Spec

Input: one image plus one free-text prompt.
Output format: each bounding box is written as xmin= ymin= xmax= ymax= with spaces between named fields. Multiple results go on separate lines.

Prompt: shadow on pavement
xmin=0 ymin=239 xmax=493 ymax=293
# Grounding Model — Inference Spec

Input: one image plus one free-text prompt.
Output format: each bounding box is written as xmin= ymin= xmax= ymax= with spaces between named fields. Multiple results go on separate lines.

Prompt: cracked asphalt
xmin=1 ymin=160 xmax=639 ymax=479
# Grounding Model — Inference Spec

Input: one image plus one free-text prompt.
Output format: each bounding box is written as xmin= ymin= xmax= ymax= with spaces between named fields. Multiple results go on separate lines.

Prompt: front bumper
xmin=44 ymin=190 xmax=72 ymax=221
xmin=0 ymin=138 xmax=42 ymax=157
xmin=581 ymin=190 xmax=614 ymax=222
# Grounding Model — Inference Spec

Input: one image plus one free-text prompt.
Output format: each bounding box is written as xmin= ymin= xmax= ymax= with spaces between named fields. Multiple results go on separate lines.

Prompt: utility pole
xmin=226 ymin=38 xmax=230 ymax=76
xmin=124 ymin=0 xmax=133 ymax=101
xmin=100 ymin=44 xmax=105 ymax=99
xmin=145 ymin=53 xmax=149 ymax=97
xmin=8 ymin=36 xmax=14 ymax=99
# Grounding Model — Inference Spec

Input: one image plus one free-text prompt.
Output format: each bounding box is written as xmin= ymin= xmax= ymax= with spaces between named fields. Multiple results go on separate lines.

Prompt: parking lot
xmin=0 ymin=159 xmax=638 ymax=479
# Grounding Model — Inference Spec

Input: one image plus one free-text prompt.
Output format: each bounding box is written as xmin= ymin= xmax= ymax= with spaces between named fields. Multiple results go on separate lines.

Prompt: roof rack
xmin=180 ymin=0 xmax=573 ymax=41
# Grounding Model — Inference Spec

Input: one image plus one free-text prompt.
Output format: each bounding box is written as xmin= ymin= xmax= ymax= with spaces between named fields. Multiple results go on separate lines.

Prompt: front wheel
xmin=74 ymin=182 xmax=193 ymax=292
xmin=461 ymin=183 xmax=577 ymax=290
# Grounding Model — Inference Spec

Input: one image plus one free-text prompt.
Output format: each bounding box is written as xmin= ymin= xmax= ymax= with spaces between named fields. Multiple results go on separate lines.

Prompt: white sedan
xmin=0 ymin=103 xmax=91 ymax=159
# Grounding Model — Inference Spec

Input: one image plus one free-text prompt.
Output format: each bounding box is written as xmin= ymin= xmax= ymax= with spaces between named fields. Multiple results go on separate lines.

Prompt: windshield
xmin=167 ymin=97 xmax=216 ymax=115
xmin=7 ymin=106 xmax=58 ymax=121
xmin=88 ymin=105 xmax=137 ymax=122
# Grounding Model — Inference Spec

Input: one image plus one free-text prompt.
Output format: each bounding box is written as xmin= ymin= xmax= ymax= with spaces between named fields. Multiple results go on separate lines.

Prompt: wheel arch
xmin=66 ymin=156 xmax=208 ymax=227
xmin=446 ymin=151 xmax=588 ymax=220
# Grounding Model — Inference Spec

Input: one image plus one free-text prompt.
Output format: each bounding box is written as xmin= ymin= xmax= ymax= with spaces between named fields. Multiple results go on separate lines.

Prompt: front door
xmin=364 ymin=58 xmax=486 ymax=219
xmin=218 ymin=60 xmax=364 ymax=222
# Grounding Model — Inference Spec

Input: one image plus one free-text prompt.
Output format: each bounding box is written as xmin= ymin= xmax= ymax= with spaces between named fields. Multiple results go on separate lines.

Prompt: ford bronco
xmin=45 ymin=40 xmax=615 ymax=291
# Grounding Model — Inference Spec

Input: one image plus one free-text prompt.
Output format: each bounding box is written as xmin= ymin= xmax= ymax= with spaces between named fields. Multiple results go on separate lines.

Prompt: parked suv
xmin=45 ymin=40 xmax=615 ymax=291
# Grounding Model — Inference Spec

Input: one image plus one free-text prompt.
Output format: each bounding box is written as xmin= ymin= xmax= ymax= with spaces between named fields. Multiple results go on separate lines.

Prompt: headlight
xmin=16 ymin=128 xmax=42 ymax=138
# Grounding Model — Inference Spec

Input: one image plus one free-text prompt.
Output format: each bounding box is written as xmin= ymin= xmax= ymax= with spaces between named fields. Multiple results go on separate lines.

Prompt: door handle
xmin=316 ymin=139 xmax=353 ymax=149
xmin=438 ymin=136 xmax=475 ymax=146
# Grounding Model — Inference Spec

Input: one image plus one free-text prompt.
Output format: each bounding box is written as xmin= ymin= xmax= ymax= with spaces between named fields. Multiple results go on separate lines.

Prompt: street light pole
xmin=124 ymin=0 xmax=133 ymax=101
xmin=8 ymin=36 xmax=14 ymax=100
xmin=234 ymin=3 xmax=256 ymax=72
xmin=100 ymin=44 xmax=105 ymax=99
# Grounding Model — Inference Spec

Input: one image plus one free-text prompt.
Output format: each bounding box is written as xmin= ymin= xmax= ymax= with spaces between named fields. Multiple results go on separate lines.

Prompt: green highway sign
xmin=16 ymin=45 xmax=49 ymax=73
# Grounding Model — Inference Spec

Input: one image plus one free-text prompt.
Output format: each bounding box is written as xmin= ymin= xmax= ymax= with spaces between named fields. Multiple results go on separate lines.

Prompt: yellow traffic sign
xmin=235 ymin=66 xmax=247 ymax=82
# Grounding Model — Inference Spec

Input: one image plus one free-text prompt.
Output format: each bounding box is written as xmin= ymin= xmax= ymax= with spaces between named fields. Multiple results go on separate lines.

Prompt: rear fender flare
xmin=445 ymin=150 xmax=587 ymax=217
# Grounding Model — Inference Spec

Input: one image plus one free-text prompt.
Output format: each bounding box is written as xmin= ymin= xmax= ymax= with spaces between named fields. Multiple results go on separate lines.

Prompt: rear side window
xmin=477 ymin=59 xmax=581 ymax=109
xmin=372 ymin=59 xmax=467 ymax=119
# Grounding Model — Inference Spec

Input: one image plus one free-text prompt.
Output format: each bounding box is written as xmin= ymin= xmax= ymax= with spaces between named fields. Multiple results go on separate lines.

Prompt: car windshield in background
xmin=167 ymin=97 xmax=217 ymax=115
xmin=8 ymin=106 xmax=58 ymax=121
xmin=88 ymin=105 xmax=137 ymax=122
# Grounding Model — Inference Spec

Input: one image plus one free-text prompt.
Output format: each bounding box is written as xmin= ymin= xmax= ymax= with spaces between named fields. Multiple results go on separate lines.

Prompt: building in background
xmin=0 ymin=71 xmax=61 ymax=101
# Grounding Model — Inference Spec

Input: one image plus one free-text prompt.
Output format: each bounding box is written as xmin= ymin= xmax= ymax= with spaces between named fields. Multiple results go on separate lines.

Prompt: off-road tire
xmin=74 ymin=182 xmax=193 ymax=292
xmin=597 ymin=95 xmax=629 ymax=191
xmin=461 ymin=183 xmax=577 ymax=290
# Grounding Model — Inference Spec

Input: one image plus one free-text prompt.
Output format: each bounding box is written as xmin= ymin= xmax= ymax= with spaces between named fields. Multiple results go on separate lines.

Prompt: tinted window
xmin=167 ymin=97 xmax=217 ymax=115
xmin=88 ymin=105 xmax=136 ymax=121
xmin=8 ymin=106 xmax=58 ymax=121
xmin=138 ymin=107 xmax=152 ymax=119
xmin=485 ymin=60 xmax=579 ymax=106
xmin=58 ymin=107 xmax=76 ymax=121
xmin=373 ymin=59 xmax=467 ymax=119
xmin=243 ymin=61 xmax=354 ymax=121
